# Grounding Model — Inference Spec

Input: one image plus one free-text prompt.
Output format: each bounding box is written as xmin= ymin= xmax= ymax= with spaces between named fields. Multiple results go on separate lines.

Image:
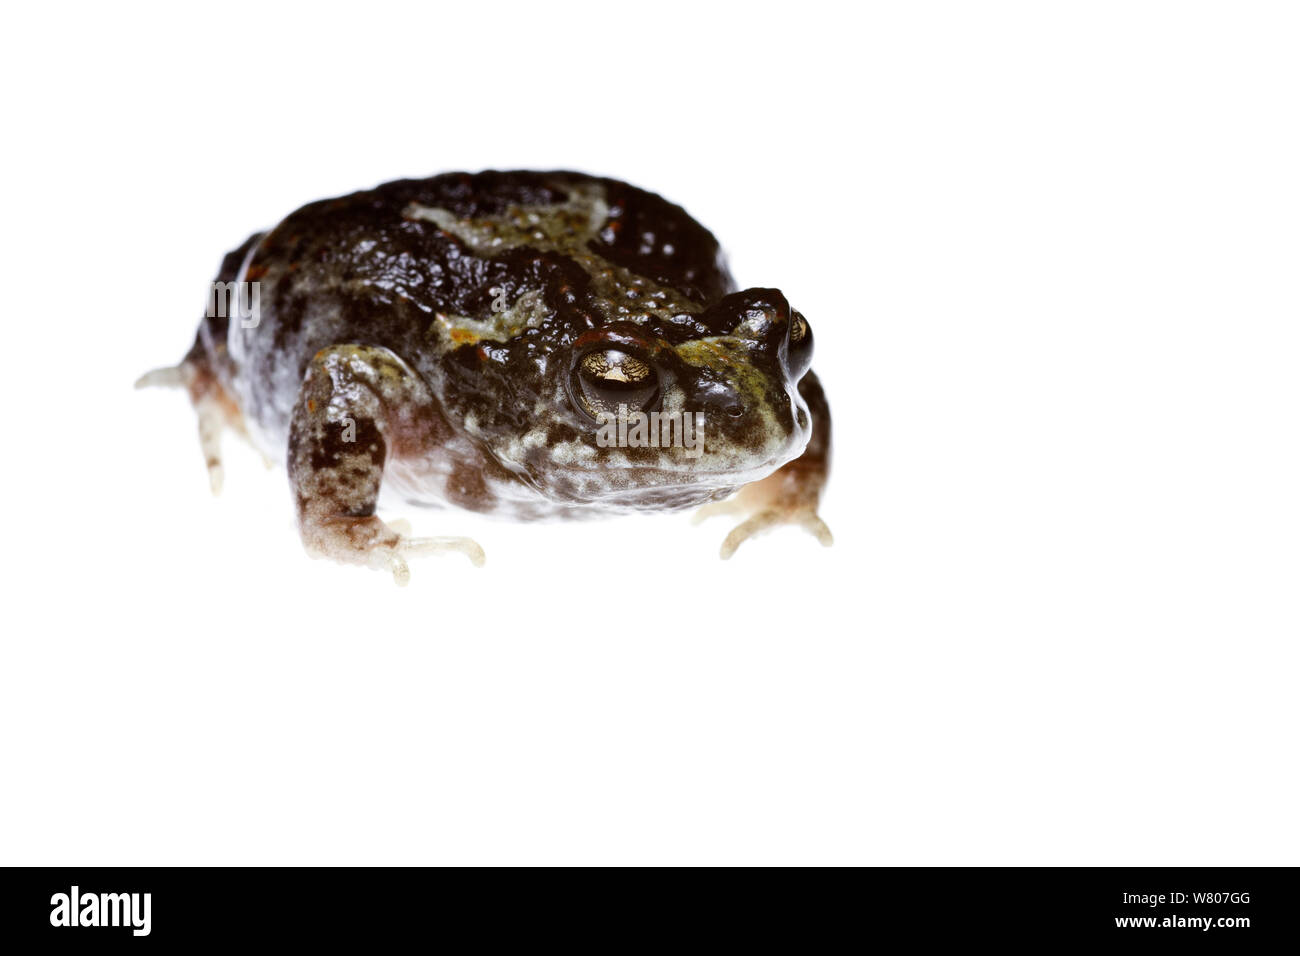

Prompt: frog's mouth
xmin=552 ymin=476 xmax=740 ymax=513
xmin=541 ymin=443 xmax=807 ymax=511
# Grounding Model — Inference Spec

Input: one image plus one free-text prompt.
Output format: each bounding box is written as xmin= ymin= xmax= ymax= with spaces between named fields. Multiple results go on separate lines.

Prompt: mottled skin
xmin=140 ymin=171 xmax=832 ymax=583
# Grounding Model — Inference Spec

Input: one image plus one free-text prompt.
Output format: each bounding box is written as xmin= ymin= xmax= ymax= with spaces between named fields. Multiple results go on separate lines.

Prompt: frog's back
xmin=212 ymin=170 xmax=735 ymax=448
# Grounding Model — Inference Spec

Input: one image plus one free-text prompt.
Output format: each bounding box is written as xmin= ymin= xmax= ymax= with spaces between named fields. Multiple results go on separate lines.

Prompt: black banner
xmin=0 ymin=867 xmax=1293 ymax=946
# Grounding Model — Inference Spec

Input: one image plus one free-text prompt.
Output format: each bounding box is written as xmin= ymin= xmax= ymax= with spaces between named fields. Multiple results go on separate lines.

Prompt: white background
xmin=1 ymin=2 xmax=1296 ymax=865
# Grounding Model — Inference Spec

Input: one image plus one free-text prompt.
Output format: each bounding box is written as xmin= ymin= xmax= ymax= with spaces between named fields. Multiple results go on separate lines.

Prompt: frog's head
xmin=538 ymin=287 xmax=815 ymax=510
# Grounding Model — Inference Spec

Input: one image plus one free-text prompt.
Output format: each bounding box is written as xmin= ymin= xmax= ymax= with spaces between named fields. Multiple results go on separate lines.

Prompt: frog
xmin=138 ymin=171 xmax=832 ymax=584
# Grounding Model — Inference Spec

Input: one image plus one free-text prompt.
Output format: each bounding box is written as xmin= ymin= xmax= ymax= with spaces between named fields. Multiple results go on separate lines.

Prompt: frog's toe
xmin=196 ymin=399 xmax=226 ymax=495
xmin=368 ymin=547 xmax=413 ymax=587
xmin=134 ymin=365 xmax=189 ymax=389
xmin=719 ymin=509 xmax=772 ymax=558
xmin=367 ymin=531 xmax=487 ymax=586
xmin=801 ymin=513 xmax=834 ymax=548
xmin=205 ymin=461 xmax=225 ymax=495
xmin=400 ymin=535 xmax=487 ymax=569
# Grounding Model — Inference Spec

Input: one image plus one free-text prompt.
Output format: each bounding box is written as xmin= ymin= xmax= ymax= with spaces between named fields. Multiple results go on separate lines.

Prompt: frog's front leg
xmin=287 ymin=345 xmax=485 ymax=585
xmin=696 ymin=370 xmax=833 ymax=558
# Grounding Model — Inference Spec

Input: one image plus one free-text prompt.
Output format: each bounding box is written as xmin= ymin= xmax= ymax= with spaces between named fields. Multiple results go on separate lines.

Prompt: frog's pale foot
xmin=719 ymin=506 xmax=833 ymax=559
xmin=377 ymin=522 xmax=486 ymax=570
xmin=701 ymin=482 xmax=834 ymax=559
xmin=301 ymin=515 xmax=483 ymax=586
xmin=376 ymin=528 xmax=487 ymax=586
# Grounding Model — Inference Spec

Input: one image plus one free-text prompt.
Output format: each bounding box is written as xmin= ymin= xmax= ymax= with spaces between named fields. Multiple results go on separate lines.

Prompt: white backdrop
xmin=1 ymin=1 xmax=1296 ymax=865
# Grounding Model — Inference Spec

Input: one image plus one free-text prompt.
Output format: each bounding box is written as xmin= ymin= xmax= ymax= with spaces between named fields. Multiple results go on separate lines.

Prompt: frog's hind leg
xmin=287 ymin=344 xmax=485 ymax=586
xmin=135 ymin=346 xmax=248 ymax=495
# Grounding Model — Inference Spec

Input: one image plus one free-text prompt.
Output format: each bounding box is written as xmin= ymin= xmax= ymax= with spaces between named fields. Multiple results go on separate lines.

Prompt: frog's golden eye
xmin=786 ymin=310 xmax=814 ymax=379
xmin=572 ymin=348 xmax=661 ymax=418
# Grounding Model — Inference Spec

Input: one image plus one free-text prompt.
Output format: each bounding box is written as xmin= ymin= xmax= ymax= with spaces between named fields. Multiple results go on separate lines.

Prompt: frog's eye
xmin=572 ymin=348 xmax=661 ymax=418
xmin=786 ymin=310 xmax=814 ymax=379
